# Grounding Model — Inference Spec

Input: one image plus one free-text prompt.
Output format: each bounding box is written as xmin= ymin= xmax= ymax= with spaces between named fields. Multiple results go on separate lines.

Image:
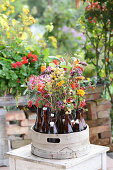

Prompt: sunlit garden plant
xmin=80 ymin=0 xmax=113 ymax=102
xmin=0 ymin=0 xmax=50 ymax=96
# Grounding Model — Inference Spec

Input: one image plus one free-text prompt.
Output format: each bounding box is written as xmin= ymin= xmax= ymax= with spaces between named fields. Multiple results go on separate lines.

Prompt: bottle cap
xmin=43 ymin=107 xmax=47 ymax=111
xmin=62 ymin=119 xmax=65 ymax=123
xmin=51 ymin=113 xmax=54 ymax=117
xmin=71 ymin=120 xmax=75 ymax=125
xmin=75 ymin=119 xmax=79 ymax=124
xmin=50 ymin=122 xmax=54 ymax=126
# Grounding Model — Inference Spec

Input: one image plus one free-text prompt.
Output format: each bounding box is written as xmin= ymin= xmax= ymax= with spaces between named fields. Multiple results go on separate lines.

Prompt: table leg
xmin=101 ymin=152 xmax=107 ymax=170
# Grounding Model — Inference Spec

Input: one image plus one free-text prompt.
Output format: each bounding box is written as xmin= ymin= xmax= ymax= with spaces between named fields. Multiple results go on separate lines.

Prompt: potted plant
xmin=24 ymin=57 xmax=94 ymax=159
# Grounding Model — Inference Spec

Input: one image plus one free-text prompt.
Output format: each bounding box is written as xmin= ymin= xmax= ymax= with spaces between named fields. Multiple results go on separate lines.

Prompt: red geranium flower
xmin=12 ymin=63 xmax=17 ymax=68
xmin=28 ymin=52 xmax=32 ymax=58
xmin=22 ymin=56 xmax=28 ymax=64
xmin=31 ymin=54 xmax=38 ymax=62
xmin=16 ymin=62 xmax=23 ymax=67
xmin=88 ymin=17 xmax=92 ymax=21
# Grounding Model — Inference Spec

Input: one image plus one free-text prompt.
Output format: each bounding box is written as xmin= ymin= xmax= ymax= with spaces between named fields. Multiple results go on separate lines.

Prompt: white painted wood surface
xmin=6 ymin=144 xmax=109 ymax=170
xmin=31 ymin=125 xmax=90 ymax=159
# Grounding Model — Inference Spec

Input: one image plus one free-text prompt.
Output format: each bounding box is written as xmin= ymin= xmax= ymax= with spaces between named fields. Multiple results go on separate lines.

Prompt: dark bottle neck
xmin=76 ymin=109 xmax=81 ymax=119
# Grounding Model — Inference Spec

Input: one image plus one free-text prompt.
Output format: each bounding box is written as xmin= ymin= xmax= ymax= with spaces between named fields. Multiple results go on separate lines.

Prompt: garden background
xmin=0 ymin=0 xmax=113 ymax=141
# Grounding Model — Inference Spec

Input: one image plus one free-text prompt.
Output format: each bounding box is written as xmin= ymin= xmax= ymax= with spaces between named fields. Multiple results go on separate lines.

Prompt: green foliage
xmin=83 ymin=64 xmax=96 ymax=78
xmin=81 ymin=0 xmax=113 ymax=102
xmin=27 ymin=0 xmax=48 ymax=18
xmin=0 ymin=0 xmax=50 ymax=96
xmin=0 ymin=38 xmax=49 ymax=95
xmin=38 ymin=0 xmax=87 ymax=55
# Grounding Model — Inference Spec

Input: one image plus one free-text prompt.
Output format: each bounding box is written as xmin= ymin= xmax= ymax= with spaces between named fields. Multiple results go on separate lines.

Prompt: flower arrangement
xmin=25 ymin=57 xmax=94 ymax=114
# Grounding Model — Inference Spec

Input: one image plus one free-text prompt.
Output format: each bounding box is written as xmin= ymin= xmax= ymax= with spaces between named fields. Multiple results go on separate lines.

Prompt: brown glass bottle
xmin=40 ymin=107 xmax=49 ymax=133
xmin=72 ymin=109 xmax=84 ymax=132
xmin=56 ymin=109 xmax=65 ymax=134
xmin=34 ymin=108 xmax=42 ymax=132
xmin=49 ymin=118 xmax=58 ymax=134
xmin=64 ymin=113 xmax=73 ymax=133
xmin=48 ymin=112 xmax=57 ymax=133
xmin=81 ymin=109 xmax=87 ymax=129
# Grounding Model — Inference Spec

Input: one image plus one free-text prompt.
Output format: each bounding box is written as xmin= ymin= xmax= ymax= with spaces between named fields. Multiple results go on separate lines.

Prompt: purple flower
xmin=47 ymin=66 xmax=51 ymax=72
xmin=79 ymin=62 xmax=87 ymax=66
xmin=70 ymin=70 xmax=75 ymax=76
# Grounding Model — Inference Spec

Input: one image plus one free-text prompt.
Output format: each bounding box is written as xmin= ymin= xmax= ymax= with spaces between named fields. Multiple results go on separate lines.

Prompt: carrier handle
xmin=47 ymin=138 xmax=60 ymax=143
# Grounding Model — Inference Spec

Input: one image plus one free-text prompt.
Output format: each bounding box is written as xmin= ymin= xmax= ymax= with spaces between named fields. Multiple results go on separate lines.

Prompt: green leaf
xmin=49 ymin=63 xmax=56 ymax=68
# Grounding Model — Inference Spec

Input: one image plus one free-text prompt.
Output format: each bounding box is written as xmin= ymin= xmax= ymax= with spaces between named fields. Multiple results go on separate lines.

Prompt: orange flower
xmin=75 ymin=59 xmax=79 ymax=65
xmin=41 ymin=66 xmax=46 ymax=72
xmin=75 ymin=76 xmax=85 ymax=80
xmin=71 ymin=83 xmax=76 ymax=90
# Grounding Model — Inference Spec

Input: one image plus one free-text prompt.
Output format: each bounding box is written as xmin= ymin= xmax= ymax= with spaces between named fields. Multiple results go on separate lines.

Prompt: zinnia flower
xmin=57 ymin=80 xmax=65 ymax=86
xmin=71 ymin=83 xmax=76 ymax=90
xmin=38 ymin=83 xmax=45 ymax=92
xmin=75 ymin=76 xmax=85 ymax=80
xmin=53 ymin=59 xmax=58 ymax=65
xmin=77 ymin=89 xmax=85 ymax=97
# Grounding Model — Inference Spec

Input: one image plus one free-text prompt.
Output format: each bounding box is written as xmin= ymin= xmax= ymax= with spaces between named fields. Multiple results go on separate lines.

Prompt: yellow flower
xmin=23 ymin=8 xmax=29 ymax=15
xmin=57 ymin=80 xmax=65 ymax=87
xmin=77 ymin=89 xmax=85 ymax=97
xmin=3 ymin=6 xmax=7 ymax=11
xmin=11 ymin=0 xmax=15 ymax=2
xmin=10 ymin=6 xmax=14 ymax=10
xmin=29 ymin=15 xmax=35 ymax=23
xmin=12 ymin=19 xmax=16 ymax=26
xmin=6 ymin=11 xmax=11 ymax=15
xmin=75 ymin=76 xmax=85 ymax=80
xmin=11 ymin=9 xmax=15 ymax=13
xmin=87 ymin=78 xmax=90 ymax=81
xmin=46 ymin=23 xmax=54 ymax=32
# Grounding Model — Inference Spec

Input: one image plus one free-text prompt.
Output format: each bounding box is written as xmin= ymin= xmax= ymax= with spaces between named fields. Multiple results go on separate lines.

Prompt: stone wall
xmin=84 ymin=86 xmax=112 ymax=151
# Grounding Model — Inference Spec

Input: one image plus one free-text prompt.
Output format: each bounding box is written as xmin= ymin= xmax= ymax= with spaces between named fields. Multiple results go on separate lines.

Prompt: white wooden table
xmin=6 ymin=144 xmax=109 ymax=170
